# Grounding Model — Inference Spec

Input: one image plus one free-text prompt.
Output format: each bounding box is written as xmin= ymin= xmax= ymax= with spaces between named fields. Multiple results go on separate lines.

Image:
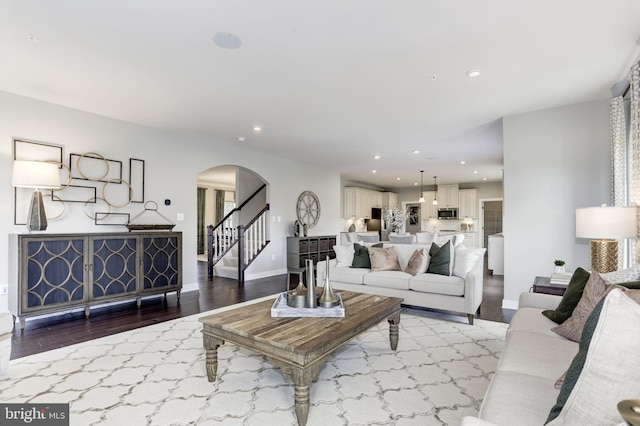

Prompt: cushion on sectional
xmin=333 ymin=244 xmax=355 ymax=267
xmin=551 ymin=271 xmax=622 ymax=342
xmin=507 ymin=307 xmax=570 ymax=341
xmin=330 ymin=266 xmax=369 ymax=285
xmin=351 ymin=242 xmax=382 ymax=268
xmin=409 ymin=273 xmax=465 ymax=296
xmin=546 ymin=289 xmax=640 ymax=425
xmin=599 ymin=264 xmax=640 ymax=283
xmin=369 ymin=246 xmax=401 ymax=272
xmin=427 ymin=240 xmax=452 ymax=276
xmin=542 ymin=267 xmax=590 ymax=324
xmin=453 ymin=246 xmax=485 ymax=278
xmin=363 ymin=271 xmax=411 ymax=290
xmin=404 ymin=249 xmax=429 ymax=276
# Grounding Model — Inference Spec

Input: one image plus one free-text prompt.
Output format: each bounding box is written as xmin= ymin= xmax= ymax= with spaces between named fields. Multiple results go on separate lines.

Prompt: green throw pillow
xmin=427 ymin=241 xmax=451 ymax=276
xmin=351 ymin=243 xmax=382 ymax=268
xmin=542 ymin=267 xmax=590 ymax=324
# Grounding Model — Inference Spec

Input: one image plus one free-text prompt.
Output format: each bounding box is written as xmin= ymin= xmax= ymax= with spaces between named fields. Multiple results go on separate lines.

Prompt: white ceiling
xmin=1 ymin=1 xmax=639 ymax=189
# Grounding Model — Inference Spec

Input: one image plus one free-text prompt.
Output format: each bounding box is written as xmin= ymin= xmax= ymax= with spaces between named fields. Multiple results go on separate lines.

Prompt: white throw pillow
xmin=546 ymin=289 xmax=640 ymax=425
xmin=600 ymin=264 xmax=640 ymax=283
xmin=453 ymin=246 xmax=485 ymax=278
xmin=333 ymin=244 xmax=354 ymax=267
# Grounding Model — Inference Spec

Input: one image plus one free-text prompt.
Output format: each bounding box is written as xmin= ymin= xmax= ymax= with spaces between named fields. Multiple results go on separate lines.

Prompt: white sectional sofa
xmin=316 ymin=238 xmax=485 ymax=324
xmin=462 ymin=292 xmax=577 ymax=425
xmin=463 ymin=286 xmax=640 ymax=425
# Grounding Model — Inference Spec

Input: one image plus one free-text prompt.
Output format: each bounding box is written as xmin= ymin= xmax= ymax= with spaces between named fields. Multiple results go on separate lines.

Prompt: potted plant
xmin=553 ymin=259 xmax=566 ymax=274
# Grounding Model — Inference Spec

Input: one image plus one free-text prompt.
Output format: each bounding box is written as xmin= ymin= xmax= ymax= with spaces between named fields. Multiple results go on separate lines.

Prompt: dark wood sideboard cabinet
xmin=286 ymin=235 xmax=337 ymax=274
xmin=8 ymin=232 xmax=182 ymax=331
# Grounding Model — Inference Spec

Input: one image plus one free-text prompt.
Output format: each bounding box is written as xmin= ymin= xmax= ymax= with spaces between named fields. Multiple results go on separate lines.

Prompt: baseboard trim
xmin=245 ymin=268 xmax=288 ymax=281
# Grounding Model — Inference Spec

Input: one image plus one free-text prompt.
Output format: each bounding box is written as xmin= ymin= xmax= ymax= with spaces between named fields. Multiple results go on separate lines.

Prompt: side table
xmin=532 ymin=276 xmax=568 ymax=296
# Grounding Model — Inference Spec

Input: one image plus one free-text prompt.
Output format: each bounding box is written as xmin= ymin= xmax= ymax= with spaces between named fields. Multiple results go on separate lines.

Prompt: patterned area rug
xmin=0 ymin=296 xmax=506 ymax=425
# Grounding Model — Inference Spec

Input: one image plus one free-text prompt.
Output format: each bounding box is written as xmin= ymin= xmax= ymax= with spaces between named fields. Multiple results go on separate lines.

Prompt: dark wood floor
xmin=10 ymin=257 xmax=508 ymax=360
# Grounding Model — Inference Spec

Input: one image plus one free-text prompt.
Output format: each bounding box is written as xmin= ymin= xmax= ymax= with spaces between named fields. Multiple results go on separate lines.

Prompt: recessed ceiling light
xmin=473 ymin=170 xmax=479 ymax=174
xmin=460 ymin=161 xmax=466 ymax=165
xmin=26 ymin=34 xmax=39 ymax=44
xmin=373 ymin=155 xmax=380 ymax=160
xmin=414 ymin=182 xmax=418 ymax=186
xmin=372 ymin=170 xmax=377 ymax=173
xmin=482 ymin=177 xmax=488 ymax=181
xmin=467 ymin=69 xmax=481 ymax=78
xmin=213 ymin=32 xmax=242 ymax=49
xmin=396 ymin=177 xmax=401 ymax=181
xmin=237 ymin=136 xmax=246 ymax=142
xmin=412 ymin=150 xmax=420 ymax=154
xmin=430 ymin=75 xmax=437 ymax=80
xmin=253 ymin=126 xmax=262 ymax=132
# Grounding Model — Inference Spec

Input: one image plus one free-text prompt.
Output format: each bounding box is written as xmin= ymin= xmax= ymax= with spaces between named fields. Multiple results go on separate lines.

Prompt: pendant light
xmin=432 ymin=176 xmax=439 ymax=206
xmin=418 ymin=170 xmax=425 ymax=203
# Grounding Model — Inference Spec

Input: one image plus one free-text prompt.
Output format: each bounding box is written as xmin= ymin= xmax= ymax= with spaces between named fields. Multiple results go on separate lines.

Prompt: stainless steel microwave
xmin=437 ymin=208 xmax=458 ymax=220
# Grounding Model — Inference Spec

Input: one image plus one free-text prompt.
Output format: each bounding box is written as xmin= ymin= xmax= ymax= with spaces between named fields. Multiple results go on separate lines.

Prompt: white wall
xmin=503 ymin=99 xmax=610 ymax=308
xmin=0 ymin=91 xmax=341 ymax=309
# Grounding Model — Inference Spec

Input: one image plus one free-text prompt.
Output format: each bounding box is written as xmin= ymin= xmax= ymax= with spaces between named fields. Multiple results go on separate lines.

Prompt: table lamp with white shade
xmin=575 ymin=205 xmax=637 ymax=273
xmin=12 ymin=161 xmax=61 ymax=231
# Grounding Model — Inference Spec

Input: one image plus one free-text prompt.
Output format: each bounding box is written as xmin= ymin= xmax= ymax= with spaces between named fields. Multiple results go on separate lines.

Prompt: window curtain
xmin=629 ymin=62 xmax=640 ymax=264
xmin=197 ymin=187 xmax=206 ymax=255
xmin=215 ymin=189 xmax=225 ymax=224
xmin=610 ymin=95 xmax=628 ymax=269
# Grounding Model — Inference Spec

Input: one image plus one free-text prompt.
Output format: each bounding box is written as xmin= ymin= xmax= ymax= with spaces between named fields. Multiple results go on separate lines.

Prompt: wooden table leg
xmin=388 ymin=311 xmax=401 ymax=350
xmin=274 ymin=360 xmax=323 ymax=426
xmin=202 ymin=333 xmax=224 ymax=382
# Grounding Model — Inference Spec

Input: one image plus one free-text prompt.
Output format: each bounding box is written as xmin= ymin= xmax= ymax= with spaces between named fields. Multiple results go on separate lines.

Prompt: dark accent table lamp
xmin=12 ymin=160 xmax=61 ymax=232
xmin=575 ymin=205 xmax=637 ymax=273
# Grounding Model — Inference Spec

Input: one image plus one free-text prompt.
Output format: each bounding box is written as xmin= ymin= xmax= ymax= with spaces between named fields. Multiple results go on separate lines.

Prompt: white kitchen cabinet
xmin=458 ymin=189 xmax=478 ymax=219
xmin=343 ymin=187 xmax=382 ymax=219
xmin=437 ymin=184 xmax=459 ymax=208
xmin=343 ymin=187 xmax=356 ymax=218
xmin=420 ymin=191 xmax=438 ymax=219
xmin=382 ymin=192 xmax=398 ymax=209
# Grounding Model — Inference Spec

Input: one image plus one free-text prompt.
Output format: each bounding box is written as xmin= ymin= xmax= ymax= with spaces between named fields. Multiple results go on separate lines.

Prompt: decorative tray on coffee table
xmin=270 ymin=292 xmax=345 ymax=318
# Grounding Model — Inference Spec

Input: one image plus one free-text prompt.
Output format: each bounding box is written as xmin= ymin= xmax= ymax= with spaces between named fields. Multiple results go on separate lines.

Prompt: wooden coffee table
xmin=199 ymin=291 xmax=403 ymax=426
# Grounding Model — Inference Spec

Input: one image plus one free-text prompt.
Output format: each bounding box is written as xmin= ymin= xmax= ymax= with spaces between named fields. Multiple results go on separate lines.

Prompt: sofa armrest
xmin=463 ymin=255 xmax=485 ymax=315
xmin=518 ymin=292 xmax=562 ymax=310
xmin=460 ymin=417 xmax=499 ymax=426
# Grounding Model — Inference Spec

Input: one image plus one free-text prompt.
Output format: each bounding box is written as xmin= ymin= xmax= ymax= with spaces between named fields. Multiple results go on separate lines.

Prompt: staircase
xmin=207 ymin=184 xmax=270 ymax=284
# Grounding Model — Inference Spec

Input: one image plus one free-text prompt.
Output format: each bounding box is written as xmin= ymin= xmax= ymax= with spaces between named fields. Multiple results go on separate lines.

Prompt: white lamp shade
xmin=12 ymin=161 xmax=61 ymax=189
xmin=575 ymin=206 xmax=637 ymax=239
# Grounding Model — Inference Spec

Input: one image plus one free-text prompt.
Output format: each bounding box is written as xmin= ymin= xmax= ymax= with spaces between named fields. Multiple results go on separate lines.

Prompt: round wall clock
xmin=296 ymin=191 xmax=321 ymax=228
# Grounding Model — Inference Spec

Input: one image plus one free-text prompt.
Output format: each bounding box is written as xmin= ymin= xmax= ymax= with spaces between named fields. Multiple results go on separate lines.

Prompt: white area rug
xmin=0 ymin=296 xmax=506 ymax=425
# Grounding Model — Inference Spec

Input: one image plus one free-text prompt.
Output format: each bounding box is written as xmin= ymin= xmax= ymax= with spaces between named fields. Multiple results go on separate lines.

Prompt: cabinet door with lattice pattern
xmin=141 ymin=233 xmax=182 ymax=291
xmin=91 ymin=236 xmax=138 ymax=299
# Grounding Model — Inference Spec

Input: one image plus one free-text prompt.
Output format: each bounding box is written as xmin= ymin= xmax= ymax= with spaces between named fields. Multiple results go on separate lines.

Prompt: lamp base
xmin=590 ymin=239 xmax=618 ymax=273
xmin=26 ymin=189 xmax=48 ymax=232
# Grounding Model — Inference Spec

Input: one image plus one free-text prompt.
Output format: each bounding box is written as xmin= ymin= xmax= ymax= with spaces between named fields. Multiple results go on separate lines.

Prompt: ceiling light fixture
xmin=413 ymin=150 xmax=420 ymax=154
xmin=414 ymin=182 xmax=418 ymax=186
xmin=432 ymin=176 xmax=439 ymax=206
xmin=460 ymin=161 xmax=466 ymax=165
xmin=467 ymin=69 xmax=481 ymax=78
xmin=482 ymin=177 xmax=488 ymax=181
xmin=418 ymin=171 xmax=425 ymax=203
xmin=372 ymin=170 xmax=377 ymax=173
xmin=473 ymin=170 xmax=479 ymax=174
xmin=253 ymin=126 xmax=262 ymax=132
xmin=213 ymin=32 xmax=242 ymax=49
xmin=237 ymin=136 xmax=246 ymax=142
xmin=26 ymin=34 xmax=39 ymax=44
xmin=373 ymin=155 xmax=380 ymax=160
xmin=396 ymin=177 xmax=401 ymax=181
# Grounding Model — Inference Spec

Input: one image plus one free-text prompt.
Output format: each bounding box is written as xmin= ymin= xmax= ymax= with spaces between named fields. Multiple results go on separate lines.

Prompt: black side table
xmin=532 ymin=276 xmax=568 ymax=296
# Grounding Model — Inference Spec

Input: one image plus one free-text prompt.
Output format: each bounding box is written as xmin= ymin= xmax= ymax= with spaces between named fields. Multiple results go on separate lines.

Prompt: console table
xmin=532 ymin=276 xmax=568 ymax=296
xmin=8 ymin=232 xmax=182 ymax=331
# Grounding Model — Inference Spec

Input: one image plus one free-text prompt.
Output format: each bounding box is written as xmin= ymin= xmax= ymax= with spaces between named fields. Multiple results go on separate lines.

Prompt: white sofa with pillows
xmin=316 ymin=235 xmax=486 ymax=324
xmin=462 ymin=266 xmax=640 ymax=426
